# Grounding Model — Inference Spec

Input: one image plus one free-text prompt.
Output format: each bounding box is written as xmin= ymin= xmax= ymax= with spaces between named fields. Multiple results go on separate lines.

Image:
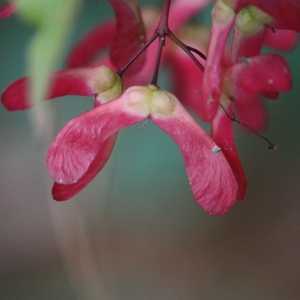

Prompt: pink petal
xmin=108 ymin=0 xmax=146 ymax=75
xmin=264 ymin=28 xmax=299 ymax=51
xmin=1 ymin=66 xmax=121 ymax=110
xmin=211 ymin=103 xmax=247 ymax=200
xmin=1 ymin=78 xmax=30 ymax=111
xmin=67 ymin=20 xmax=116 ymax=68
xmin=47 ymin=86 xmax=151 ymax=184
xmin=231 ymin=25 xmax=265 ymax=62
xmin=234 ymin=92 xmax=267 ymax=132
xmin=0 ymin=3 xmax=16 ymax=18
xmin=151 ymin=91 xmax=238 ymax=215
xmin=224 ymin=54 xmax=292 ymax=97
xmin=52 ymin=133 xmax=118 ymax=201
xmin=201 ymin=0 xmax=235 ymax=121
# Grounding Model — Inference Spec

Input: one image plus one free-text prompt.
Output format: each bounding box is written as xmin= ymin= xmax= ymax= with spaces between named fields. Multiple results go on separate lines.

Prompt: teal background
xmin=1 ymin=1 xmax=300 ymax=299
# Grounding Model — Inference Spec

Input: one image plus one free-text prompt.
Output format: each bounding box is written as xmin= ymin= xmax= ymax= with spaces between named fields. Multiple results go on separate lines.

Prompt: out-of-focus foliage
xmin=12 ymin=0 xmax=81 ymax=105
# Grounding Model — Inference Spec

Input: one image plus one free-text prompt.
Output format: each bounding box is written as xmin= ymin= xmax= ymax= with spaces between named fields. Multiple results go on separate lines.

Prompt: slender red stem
xmin=117 ymin=0 xmax=206 ymax=86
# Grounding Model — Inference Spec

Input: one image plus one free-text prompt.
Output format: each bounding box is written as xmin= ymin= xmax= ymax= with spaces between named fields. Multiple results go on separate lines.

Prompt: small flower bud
xmin=212 ymin=0 xmax=235 ymax=24
xmin=92 ymin=66 xmax=123 ymax=101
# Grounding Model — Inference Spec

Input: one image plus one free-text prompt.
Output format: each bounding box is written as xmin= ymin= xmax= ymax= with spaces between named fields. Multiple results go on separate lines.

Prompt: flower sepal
xmin=1 ymin=65 xmax=123 ymax=110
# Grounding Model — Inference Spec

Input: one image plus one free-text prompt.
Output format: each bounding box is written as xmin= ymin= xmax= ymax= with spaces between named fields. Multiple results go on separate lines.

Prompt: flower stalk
xmin=118 ymin=0 xmax=205 ymax=83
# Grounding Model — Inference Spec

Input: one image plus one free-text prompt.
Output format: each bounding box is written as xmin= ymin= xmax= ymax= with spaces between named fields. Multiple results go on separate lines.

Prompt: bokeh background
xmin=1 ymin=1 xmax=300 ymax=299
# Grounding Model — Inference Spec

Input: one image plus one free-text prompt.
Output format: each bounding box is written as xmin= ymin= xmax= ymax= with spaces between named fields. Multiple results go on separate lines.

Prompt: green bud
xmin=212 ymin=0 xmax=235 ymax=24
xmin=236 ymin=5 xmax=273 ymax=34
xmin=95 ymin=66 xmax=123 ymax=103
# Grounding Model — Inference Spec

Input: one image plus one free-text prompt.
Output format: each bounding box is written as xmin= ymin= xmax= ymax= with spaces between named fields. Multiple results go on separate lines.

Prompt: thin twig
xmin=219 ymin=103 xmax=277 ymax=150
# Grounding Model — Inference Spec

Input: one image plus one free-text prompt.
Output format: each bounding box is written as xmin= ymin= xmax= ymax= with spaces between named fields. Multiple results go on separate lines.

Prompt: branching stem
xmin=150 ymin=36 xmax=165 ymax=85
xmin=117 ymin=33 xmax=158 ymax=77
xmin=117 ymin=0 xmax=206 ymax=85
xmin=168 ymin=32 xmax=205 ymax=72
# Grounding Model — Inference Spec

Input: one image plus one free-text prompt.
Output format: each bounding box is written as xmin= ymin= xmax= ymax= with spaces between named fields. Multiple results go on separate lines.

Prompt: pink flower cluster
xmin=1 ymin=0 xmax=299 ymax=215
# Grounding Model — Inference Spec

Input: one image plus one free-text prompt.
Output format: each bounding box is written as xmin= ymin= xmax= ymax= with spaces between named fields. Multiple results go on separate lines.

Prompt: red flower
xmin=1 ymin=0 xmax=296 ymax=216
xmin=1 ymin=65 xmax=123 ymax=110
xmin=202 ymin=0 xmax=300 ymax=121
xmin=2 ymin=65 xmax=241 ymax=215
xmin=47 ymin=85 xmax=239 ymax=215
xmin=168 ymin=43 xmax=292 ymax=200
xmin=166 ymin=22 xmax=292 ymax=131
xmin=1 ymin=65 xmax=123 ymax=198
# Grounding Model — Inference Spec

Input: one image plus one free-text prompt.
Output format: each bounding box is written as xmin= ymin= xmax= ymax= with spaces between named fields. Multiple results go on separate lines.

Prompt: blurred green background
xmin=1 ymin=1 xmax=300 ymax=299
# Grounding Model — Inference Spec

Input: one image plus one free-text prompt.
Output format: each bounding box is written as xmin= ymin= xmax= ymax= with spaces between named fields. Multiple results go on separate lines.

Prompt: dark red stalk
xmin=117 ymin=0 xmax=206 ymax=85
